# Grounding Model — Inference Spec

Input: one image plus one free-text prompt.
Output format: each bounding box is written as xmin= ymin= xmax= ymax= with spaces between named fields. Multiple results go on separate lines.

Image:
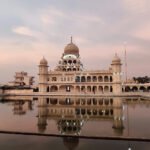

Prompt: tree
xmin=132 ymin=76 xmax=150 ymax=84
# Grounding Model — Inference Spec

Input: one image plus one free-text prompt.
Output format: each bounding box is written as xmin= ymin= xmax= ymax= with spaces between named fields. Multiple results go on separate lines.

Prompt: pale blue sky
xmin=0 ymin=0 xmax=150 ymax=83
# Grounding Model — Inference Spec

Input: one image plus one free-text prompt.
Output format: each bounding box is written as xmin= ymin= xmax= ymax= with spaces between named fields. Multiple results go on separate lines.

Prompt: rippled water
xmin=0 ymin=96 xmax=150 ymax=149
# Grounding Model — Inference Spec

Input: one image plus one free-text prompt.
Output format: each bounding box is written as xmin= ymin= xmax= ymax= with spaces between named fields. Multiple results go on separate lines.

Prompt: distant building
xmin=38 ymin=38 xmax=122 ymax=94
xmin=8 ymin=71 xmax=34 ymax=87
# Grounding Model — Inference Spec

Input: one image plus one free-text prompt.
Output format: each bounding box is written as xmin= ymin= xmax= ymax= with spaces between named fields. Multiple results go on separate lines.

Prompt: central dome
xmin=64 ymin=37 xmax=79 ymax=56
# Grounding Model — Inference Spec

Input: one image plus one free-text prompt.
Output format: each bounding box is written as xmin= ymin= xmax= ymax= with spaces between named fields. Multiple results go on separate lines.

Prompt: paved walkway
xmin=1 ymin=92 xmax=150 ymax=98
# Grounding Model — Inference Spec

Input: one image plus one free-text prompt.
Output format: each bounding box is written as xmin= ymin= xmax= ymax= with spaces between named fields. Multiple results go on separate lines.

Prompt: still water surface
xmin=0 ymin=96 xmax=150 ymax=149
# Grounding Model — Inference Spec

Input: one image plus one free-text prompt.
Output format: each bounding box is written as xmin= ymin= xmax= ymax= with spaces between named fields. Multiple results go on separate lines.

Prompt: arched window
xmin=81 ymin=76 xmax=86 ymax=82
xmin=104 ymin=76 xmax=109 ymax=82
xmin=87 ymin=76 xmax=91 ymax=82
xmin=75 ymin=76 xmax=80 ymax=82
xmin=73 ymin=60 xmax=76 ymax=64
xmin=64 ymin=60 xmax=67 ymax=64
xmin=98 ymin=76 xmax=103 ymax=82
xmin=68 ymin=60 xmax=72 ymax=64
xmin=104 ymin=86 xmax=109 ymax=93
xmin=67 ymin=68 xmax=71 ymax=71
xmin=93 ymin=76 xmax=97 ymax=82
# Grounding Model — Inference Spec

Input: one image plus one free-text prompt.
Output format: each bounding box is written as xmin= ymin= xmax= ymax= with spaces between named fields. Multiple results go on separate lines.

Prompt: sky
xmin=0 ymin=0 xmax=150 ymax=83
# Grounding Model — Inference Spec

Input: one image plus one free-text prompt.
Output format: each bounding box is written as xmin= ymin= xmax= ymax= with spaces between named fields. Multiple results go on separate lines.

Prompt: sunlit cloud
xmin=122 ymin=0 xmax=149 ymax=14
xmin=133 ymin=23 xmax=150 ymax=40
xmin=12 ymin=26 xmax=35 ymax=37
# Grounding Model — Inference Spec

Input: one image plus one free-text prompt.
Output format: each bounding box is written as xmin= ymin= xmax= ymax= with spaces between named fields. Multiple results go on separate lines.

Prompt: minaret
xmin=111 ymin=54 xmax=122 ymax=94
xmin=38 ymin=57 xmax=48 ymax=93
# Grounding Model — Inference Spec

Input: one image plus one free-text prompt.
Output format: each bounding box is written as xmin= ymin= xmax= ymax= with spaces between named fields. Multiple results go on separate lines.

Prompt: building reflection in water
xmin=13 ymin=101 xmax=33 ymax=115
xmin=37 ymin=97 xmax=124 ymax=135
xmin=63 ymin=137 xmax=79 ymax=150
xmin=1 ymin=96 xmax=34 ymax=115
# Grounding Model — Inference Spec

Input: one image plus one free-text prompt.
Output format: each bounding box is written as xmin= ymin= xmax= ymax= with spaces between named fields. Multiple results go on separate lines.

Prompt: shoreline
xmin=0 ymin=92 xmax=150 ymax=98
xmin=0 ymin=130 xmax=150 ymax=142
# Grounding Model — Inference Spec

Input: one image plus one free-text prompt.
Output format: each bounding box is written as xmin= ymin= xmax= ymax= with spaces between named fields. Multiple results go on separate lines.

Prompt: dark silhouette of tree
xmin=133 ymin=76 xmax=150 ymax=83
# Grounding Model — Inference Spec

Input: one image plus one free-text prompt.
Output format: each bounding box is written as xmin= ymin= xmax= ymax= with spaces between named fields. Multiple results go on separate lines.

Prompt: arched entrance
xmin=132 ymin=86 xmax=138 ymax=92
xmin=125 ymin=86 xmax=131 ymax=92
xmin=139 ymin=86 xmax=146 ymax=92
xmin=50 ymin=86 xmax=58 ymax=92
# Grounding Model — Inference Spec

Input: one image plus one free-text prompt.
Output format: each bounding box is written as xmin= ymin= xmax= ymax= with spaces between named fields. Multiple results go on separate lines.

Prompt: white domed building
xmin=38 ymin=38 xmax=122 ymax=95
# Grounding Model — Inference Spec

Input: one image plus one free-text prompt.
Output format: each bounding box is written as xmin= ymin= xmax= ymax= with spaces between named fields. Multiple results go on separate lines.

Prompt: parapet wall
xmin=4 ymin=89 xmax=33 ymax=95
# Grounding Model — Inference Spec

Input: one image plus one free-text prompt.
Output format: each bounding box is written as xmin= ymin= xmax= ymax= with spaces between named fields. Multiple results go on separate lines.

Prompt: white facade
xmin=38 ymin=39 xmax=122 ymax=95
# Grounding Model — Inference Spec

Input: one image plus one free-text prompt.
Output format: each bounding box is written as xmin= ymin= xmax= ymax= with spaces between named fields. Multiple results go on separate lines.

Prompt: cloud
xmin=40 ymin=6 xmax=66 ymax=25
xmin=12 ymin=26 xmax=36 ymax=37
xmin=76 ymin=14 xmax=105 ymax=24
xmin=133 ymin=23 xmax=150 ymax=40
xmin=40 ymin=14 xmax=56 ymax=25
xmin=122 ymin=0 xmax=149 ymax=14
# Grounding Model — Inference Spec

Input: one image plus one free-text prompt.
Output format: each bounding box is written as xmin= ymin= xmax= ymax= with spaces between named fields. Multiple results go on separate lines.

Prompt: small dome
xmin=40 ymin=57 xmax=48 ymax=65
xmin=112 ymin=53 xmax=121 ymax=63
xmin=64 ymin=37 xmax=79 ymax=55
